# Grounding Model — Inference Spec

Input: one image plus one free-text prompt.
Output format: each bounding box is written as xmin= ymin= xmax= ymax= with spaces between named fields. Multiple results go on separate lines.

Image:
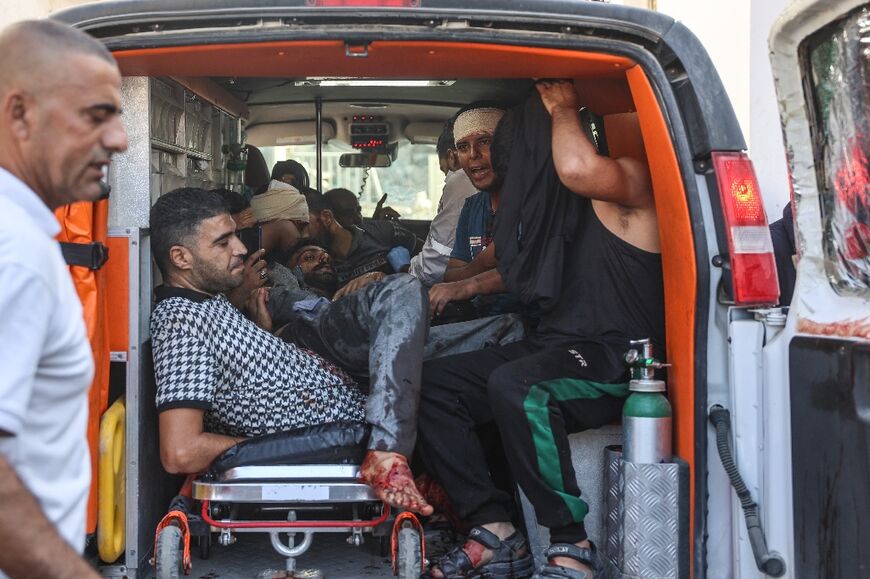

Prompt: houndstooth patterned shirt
xmin=151 ymin=287 xmax=365 ymax=438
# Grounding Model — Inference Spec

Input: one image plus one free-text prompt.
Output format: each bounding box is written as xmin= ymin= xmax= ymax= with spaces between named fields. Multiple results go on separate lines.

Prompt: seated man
xmin=417 ymin=81 xmax=665 ymax=578
xmin=149 ymin=187 xmax=431 ymax=515
xmin=429 ymin=102 xmax=524 ymax=319
xmin=408 ymin=119 xmax=478 ymax=286
xmin=325 ymin=186 xmax=401 ymax=227
xmin=309 ymin=190 xmax=419 ymax=285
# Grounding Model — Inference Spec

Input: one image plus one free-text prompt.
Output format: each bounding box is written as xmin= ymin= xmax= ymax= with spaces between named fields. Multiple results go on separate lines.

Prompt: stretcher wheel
xmin=396 ymin=526 xmax=424 ymax=579
xmin=154 ymin=525 xmax=184 ymax=579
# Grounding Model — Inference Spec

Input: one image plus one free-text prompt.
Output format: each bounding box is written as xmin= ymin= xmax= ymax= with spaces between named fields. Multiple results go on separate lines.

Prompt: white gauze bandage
xmin=250 ymin=180 xmax=310 ymax=223
xmin=453 ymin=108 xmax=505 ymax=144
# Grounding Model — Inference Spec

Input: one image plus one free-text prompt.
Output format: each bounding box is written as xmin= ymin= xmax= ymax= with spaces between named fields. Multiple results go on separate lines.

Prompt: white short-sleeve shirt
xmin=0 ymin=168 xmax=94 ymax=558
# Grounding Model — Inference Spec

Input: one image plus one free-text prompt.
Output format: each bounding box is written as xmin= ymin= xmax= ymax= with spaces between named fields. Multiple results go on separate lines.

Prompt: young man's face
xmin=456 ymin=132 xmax=495 ymax=191
xmin=24 ymin=54 xmax=128 ymax=209
xmin=187 ymin=214 xmax=247 ymax=294
xmin=290 ymin=245 xmax=338 ymax=294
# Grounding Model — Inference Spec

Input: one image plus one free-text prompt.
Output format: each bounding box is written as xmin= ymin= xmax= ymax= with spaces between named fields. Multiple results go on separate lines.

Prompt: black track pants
xmin=417 ymin=338 xmax=629 ymax=543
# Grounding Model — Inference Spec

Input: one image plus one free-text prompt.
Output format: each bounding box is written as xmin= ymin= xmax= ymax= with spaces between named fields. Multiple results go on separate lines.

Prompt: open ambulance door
xmin=769 ymin=1 xmax=870 ymax=576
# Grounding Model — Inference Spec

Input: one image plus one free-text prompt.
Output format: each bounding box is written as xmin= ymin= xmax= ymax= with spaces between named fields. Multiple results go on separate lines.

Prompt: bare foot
xmin=428 ymin=522 xmax=515 ymax=578
xmin=550 ymin=539 xmax=594 ymax=575
xmin=359 ymin=451 xmax=434 ymax=516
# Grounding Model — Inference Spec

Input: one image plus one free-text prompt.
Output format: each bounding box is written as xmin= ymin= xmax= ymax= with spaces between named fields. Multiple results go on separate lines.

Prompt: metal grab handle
xmin=709 ymin=405 xmax=786 ymax=577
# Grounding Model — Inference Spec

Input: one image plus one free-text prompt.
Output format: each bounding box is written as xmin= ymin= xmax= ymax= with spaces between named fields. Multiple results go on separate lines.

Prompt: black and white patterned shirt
xmin=151 ymin=287 xmax=365 ymax=438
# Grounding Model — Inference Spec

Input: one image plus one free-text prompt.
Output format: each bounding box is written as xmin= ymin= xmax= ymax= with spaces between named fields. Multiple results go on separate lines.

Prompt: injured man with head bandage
xmin=427 ymin=102 xmax=528 ymax=321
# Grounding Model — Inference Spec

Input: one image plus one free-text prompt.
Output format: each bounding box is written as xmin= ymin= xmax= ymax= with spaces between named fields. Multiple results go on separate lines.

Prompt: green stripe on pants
xmin=523 ymin=378 xmax=629 ymax=522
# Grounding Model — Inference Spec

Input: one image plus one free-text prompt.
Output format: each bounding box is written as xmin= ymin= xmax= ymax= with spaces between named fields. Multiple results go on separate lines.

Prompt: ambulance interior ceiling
xmin=114 ymin=42 xmax=640 ymax=142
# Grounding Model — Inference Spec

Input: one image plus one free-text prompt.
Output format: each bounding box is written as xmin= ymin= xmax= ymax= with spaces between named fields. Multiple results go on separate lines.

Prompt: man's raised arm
xmin=536 ymin=80 xmax=653 ymax=209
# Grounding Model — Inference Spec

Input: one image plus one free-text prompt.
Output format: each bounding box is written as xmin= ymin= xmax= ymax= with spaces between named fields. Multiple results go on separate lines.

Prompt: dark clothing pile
xmin=494 ymin=94 xmax=584 ymax=312
xmin=334 ymin=220 xmax=417 ymax=285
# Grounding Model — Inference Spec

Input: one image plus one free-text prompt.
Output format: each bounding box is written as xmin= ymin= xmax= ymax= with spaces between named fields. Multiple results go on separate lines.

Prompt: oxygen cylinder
xmin=622 ymin=338 xmax=672 ymax=463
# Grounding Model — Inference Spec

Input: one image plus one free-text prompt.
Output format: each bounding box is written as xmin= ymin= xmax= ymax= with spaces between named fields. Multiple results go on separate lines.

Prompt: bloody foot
xmin=359 ymin=451 xmax=434 ymax=516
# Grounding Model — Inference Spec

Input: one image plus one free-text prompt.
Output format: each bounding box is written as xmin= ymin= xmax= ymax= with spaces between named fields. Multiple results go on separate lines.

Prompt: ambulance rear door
xmin=770 ymin=1 xmax=870 ymax=576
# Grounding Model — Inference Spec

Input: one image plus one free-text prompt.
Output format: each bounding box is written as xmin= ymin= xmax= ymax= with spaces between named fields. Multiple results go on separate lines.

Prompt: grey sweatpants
xmin=288 ymin=274 xmax=524 ymax=456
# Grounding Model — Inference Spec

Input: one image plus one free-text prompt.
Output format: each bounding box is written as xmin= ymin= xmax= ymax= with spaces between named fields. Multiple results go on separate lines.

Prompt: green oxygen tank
xmin=622 ymin=338 xmax=672 ymax=463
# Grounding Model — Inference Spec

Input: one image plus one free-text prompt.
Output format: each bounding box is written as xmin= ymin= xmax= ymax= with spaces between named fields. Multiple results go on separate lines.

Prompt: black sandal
xmin=531 ymin=543 xmax=600 ymax=579
xmin=426 ymin=526 xmax=534 ymax=578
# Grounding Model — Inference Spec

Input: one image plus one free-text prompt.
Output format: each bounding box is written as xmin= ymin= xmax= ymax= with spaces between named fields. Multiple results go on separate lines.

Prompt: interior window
xmin=261 ymin=141 xmax=443 ymax=221
xmin=806 ymin=6 xmax=870 ymax=294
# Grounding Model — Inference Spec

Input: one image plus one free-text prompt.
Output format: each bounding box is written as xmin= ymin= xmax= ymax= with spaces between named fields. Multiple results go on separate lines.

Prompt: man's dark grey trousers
xmin=281 ymin=274 xmax=524 ymax=456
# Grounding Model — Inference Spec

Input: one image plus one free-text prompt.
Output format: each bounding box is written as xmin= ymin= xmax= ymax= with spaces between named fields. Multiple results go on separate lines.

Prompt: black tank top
xmin=533 ymin=199 xmax=666 ymax=352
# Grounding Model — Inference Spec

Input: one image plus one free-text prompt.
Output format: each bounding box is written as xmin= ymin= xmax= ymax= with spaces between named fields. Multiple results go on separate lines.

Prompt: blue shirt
xmin=448 ymin=190 xmax=525 ymax=317
xmin=450 ymin=190 xmax=494 ymax=263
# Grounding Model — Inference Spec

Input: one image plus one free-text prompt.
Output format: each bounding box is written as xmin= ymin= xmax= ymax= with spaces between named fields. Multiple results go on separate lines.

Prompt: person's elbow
xmin=160 ymin=442 xmax=201 ymax=475
xmin=557 ymin=155 xmax=595 ymax=192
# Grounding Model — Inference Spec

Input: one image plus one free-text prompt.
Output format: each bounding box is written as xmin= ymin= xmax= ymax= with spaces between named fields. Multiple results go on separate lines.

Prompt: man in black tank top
xmin=417 ymin=81 xmax=665 ymax=579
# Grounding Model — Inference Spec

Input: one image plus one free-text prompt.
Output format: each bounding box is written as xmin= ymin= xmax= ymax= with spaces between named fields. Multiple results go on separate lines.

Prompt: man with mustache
xmin=151 ymin=188 xmax=523 ymax=516
xmin=0 ymin=20 xmax=128 ymax=579
xmin=429 ymin=102 xmax=523 ymax=319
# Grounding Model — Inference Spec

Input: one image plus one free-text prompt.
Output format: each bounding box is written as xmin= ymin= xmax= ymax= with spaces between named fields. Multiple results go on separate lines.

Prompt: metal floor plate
xmin=143 ymin=532 xmax=395 ymax=579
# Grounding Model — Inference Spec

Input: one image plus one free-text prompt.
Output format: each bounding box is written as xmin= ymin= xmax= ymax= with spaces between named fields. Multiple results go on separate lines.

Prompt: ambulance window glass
xmin=806 ymin=7 xmax=870 ymax=294
xmin=261 ymin=142 xmax=441 ymax=221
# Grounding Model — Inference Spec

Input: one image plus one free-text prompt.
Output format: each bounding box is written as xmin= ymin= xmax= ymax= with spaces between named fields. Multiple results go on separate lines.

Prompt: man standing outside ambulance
xmin=0 ymin=20 xmax=128 ymax=579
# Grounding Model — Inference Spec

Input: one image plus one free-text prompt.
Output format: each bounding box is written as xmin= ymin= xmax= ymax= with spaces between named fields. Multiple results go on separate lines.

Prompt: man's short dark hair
xmin=436 ymin=120 xmax=455 ymax=159
xmin=150 ymin=188 xmax=230 ymax=277
xmin=210 ymin=187 xmax=249 ymax=214
xmin=304 ymin=190 xmax=332 ymax=214
xmin=323 ymin=188 xmax=357 ymax=220
xmin=270 ymin=159 xmax=310 ymax=190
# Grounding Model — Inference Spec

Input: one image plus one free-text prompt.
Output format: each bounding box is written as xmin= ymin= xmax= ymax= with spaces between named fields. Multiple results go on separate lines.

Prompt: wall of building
xmin=0 ymin=0 xmax=91 ymax=24
xmin=655 ymin=0 xmax=792 ymax=217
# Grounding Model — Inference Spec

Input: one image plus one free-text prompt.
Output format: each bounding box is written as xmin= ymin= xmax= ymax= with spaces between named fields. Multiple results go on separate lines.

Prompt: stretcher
xmin=152 ymin=422 xmax=424 ymax=578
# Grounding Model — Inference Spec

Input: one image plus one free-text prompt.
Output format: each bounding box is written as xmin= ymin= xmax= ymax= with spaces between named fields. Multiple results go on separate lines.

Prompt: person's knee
xmin=378 ymin=273 xmax=428 ymax=310
xmin=386 ymin=272 xmax=425 ymax=296
xmin=486 ymin=361 xmax=528 ymax=414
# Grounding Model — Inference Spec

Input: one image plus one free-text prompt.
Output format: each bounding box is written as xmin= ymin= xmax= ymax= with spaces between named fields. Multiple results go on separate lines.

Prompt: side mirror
xmin=339 ymin=153 xmax=392 ymax=168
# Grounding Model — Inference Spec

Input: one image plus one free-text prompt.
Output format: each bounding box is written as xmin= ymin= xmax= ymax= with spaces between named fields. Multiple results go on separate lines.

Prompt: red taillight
xmin=305 ymin=0 xmax=420 ymax=6
xmin=711 ymin=151 xmax=780 ymax=305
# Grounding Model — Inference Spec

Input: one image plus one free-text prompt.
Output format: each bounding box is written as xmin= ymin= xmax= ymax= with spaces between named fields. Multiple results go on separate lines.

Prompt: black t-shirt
xmin=532 ymin=198 xmax=666 ymax=353
xmin=334 ymin=220 xmax=417 ymax=284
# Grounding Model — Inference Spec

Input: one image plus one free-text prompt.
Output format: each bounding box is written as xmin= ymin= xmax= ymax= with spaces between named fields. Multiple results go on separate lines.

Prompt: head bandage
xmin=453 ymin=108 xmax=505 ymax=144
xmin=250 ymin=180 xmax=310 ymax=223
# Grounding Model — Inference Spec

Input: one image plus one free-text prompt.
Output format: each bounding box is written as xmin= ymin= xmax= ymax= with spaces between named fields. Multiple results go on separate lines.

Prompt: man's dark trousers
xmin=417 ymin=338 xmax=630 ymax=543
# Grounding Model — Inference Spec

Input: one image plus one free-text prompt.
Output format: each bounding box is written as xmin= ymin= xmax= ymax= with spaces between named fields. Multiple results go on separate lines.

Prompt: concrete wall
xmin=749 ymin=0 xmax=793 ymax=219
xmin=655 ymin=0 xmax=792 ymax=217
xmin=0 ymin=0 xmax=93 ymax=24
